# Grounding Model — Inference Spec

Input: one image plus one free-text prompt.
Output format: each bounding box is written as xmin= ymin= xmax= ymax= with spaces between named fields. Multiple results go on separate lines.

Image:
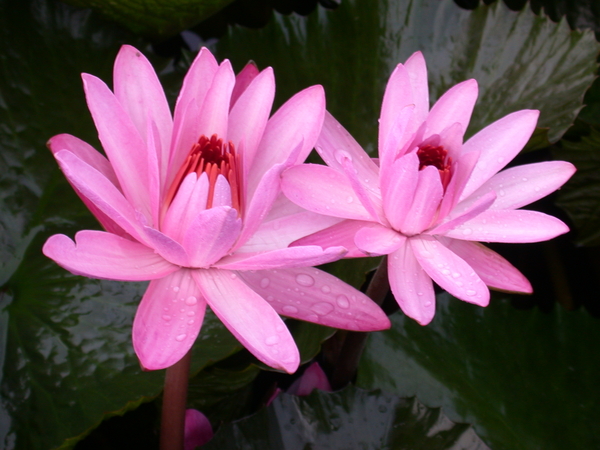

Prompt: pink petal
xmin=133 ymin=269 xmax=207 ymax=370
xmin=291 ymin=220 xmax=371 ymax=258
xmin=248 ymin=85 xmax=325 ymax=196
xmin=239 ymin=196 xmax=342 ymax=252
xmin=464 ymin=161 xmax=576 ymax=211
xmin=43 ymin=230 xmax=179 ymax=281
xmin=48 ymin=135 xmax=128 ymax=237
xmin=382 ymin=152 xmax=419 ymax=230
xmin=388 ymin=242 xmax=436 ymax=325
xmin=215 ymin=245 xmax=346 ymax=270
xmin=183 ymin=207 xmax=242 ymax=267
xmin=82 ymin=73 xmax=151 ymax=220
xmin=425 ymin=79 xmax=478 ymax=139
xmin=354 ymin=223 xmax=405 ymax=256
xmin=378 ymin=63 xmax=414 ymax=162
xmin=228 ymin=67 xmax=275 ymax=180
xmin=287 ymin=362 xmax=331 ymax=396
xmin=211 ymin=174 xmax=233 ymax=208
xmin=403 ymin=51 xmax=429 ymax=124
xmin=441 ymin=238 xmax=532 ymax=293
xmin=315 ymin=112 xmax=380 ymax=198
xmin=460 ymin=109 xmax=540 ymax=200
xmin=184 ymin=409 xmax=213 ymax=450
xmin=430 ymin=191 xmax=496 ymax=236
xmin=410 ymin=235 xmax=489 ymax=306
xmin=113 ymin=45 xmax=173 ymax=185
xmin=282 ymin=164 xmax=372 ymax=220
xmin=193 ymin=268 xmax=300 ymax=373
xmin=231 ymin=61 xmax=260 ymax=108
xmin=399 ymin=165 xmax=444 ymax=235
xmin=54 ymin=150 xmax=144 ymax=242
xmin=379 ymin=104 xmax=414 ymax=174
xmin=443 ymin=209 xmax=570 ymax=243
xmin=438 ymin=150 xmax=480 ymax=219
xmin=143 ymin=226 xmax=190 ymax=267
xmin=238 ymin=267 xmax=390 ymax=332
xmin=196 ymin=60 xmax=236 ymax=141
xmin=48 ymin=134 xmax=119 ymax=186
xmin=170 ymin=48 xmax=219 ymax=178
xmin=162 ymin=173 xmax=209 ymax=242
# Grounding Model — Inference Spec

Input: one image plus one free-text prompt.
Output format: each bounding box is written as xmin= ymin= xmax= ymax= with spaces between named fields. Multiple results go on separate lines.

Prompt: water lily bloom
xmin=281 ymin=51 xmax=575 ymax=325
xmin=43 ymin=45 xmax=390 ymax=372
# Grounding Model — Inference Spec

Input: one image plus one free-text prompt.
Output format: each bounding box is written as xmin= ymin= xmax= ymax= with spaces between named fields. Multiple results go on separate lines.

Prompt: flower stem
xmin=160 ymin=349 xmax=192 ymax=450
xmin=330 ymin=256 xmax=389 ymax=389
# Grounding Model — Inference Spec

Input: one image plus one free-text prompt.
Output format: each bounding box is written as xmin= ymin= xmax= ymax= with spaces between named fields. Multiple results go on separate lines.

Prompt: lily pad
xmin=357 ymin=293 xmax=600 ymax=450
xmin=204 ymin=386 xmax=490 ymax=450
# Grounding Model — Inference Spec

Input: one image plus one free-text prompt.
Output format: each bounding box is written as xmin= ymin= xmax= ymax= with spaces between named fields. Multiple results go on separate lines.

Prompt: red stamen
xmin=164 ymin=134 xmax=242 ymax=215
xmin=417 ymin=144 xmax=452 ymax=190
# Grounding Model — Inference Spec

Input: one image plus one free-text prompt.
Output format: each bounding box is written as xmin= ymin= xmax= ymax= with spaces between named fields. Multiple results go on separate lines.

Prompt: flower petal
xmin=196 ymin=59 xmax=236 ymax=141
xmin=113 ymin=45 xmax=173 ymax=185
xmin=464 ymin=161 xmax=576 ymax=211
xmin=231 ymin=61 xmax=259 ymax=108
xmin=215 ymin=245 xmax=346 ymax=270
xmin=82 ymin=73 xmax=151 ymax=219
xmin=441 ymin=238 xmax=532 ymax=293
xmin=291 ymin=220 xmax=371 ymax=258
xmin=354 ymin=223 xmax=405 ymax=256
xmin=388 ymin=243 xmax=436 ymax=325
xmin=443 ymin=209 xmax=570 ymax=243
xmin=460 ymin=109 xmax=540 ymax=200
xmin=316 ymin=112 xmax=380 ymax=198
xmin=143 ymin=226 xmax=190 ymax=267
xmin=430 ymin=190 xmax=496 ymax=236
xmin=238 ymin=267 xmax=390 ymax=332
xmin=248 ymin=85 xmax=325 ymax=196
xmin=162 ymin=173 xmax=209 ymax=242
xmin=54 ymin=150 xmax=144 ymax=242
xmin=287 ymin=362 xmax=331 ymax=396
xmin=382 ymin=152 xmax=419 ymax=230
xmin=183 ymin=206 xmax=241 ymax=267
xmin=410 ymin=235 xmax=489 ymax=306
xmin=403 ymin=51 xmax=429 ymax=124
xmin=425 ymin=79 xmax=478 ymax=139
xmin=133 ymin=269 xmax=206 ymax=370
xmin=193 ymin=268 xmax=300 ymax=373
xmin=228 ymin=67 xmax=275 ymax=180
xmin=43 ymin=230 xmax=179 ymax=281
xmin=282 ymin=164 xmax=373 ymax=220
xmin=399 ymin=165 xmax=444 ymax=235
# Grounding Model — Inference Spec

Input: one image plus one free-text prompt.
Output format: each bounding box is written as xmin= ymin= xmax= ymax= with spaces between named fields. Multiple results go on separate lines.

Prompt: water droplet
xmin=260 ymin=277 xmax=270 ymax=288
xmin=417 ymin=292 xmax=424 ymax=296
xmin=162 ymin=315 xmax=172 ymax=321
xmin=295 ymin=273 xmax=315 ymax=287
xmin=267 ymin=295 xmax=274 ymax=301
xmin=230 ymin=273 xmax=237 ymax=279
xmin=185 ymin=296 xmax=198 ymax=306
xmin=311 ymin=302 xmax=334 ymax=315
xmin=466 ymin=289 xmax=477 ymax=296
xmin=306 ymin=314 xmax=320 ymax=322
xmin=499 ymin=189 xmax=505 ymax=197
xmin=321 ymin=285 xmax=331 ymax=294
xmin=282 ymin=305 xmax=298 ymax=314
xmin=175 ymin=334 xmax=187 ymax=342
xmin=173 ymin=286 xmax=180 ymax=292
xmin=424 ymin=301 xmax=432 ymax=307
xmin=452 ymin=272 xmax=461 ymax=278
xmin=346 ymin=196 xmax=354 ymax=203
xmin=462 ymin=228 xmax=473 ymax=236
xmin=442 ymin=269 xmax=450 ymax=275
xmin=187 ymin=311 xmax=195 ymax=317
xmin=276 ymin=324 xmax=285 ymax=332
xmin=522 ymin=177 xmax=528 ymax=182
xmin=265 ymin=335 xmax=280 ymax=345
xmin=336 ymin=295 xmax=350 ymax=308
xmin=188 ymin=319 xmax=195 ymax=325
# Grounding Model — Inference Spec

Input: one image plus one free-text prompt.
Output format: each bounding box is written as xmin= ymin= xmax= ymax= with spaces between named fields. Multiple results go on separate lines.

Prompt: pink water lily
xmin=43 ymin=45 xmax=390 ymax=372
xmin=282 ymin=51 xmax=575 ymax=325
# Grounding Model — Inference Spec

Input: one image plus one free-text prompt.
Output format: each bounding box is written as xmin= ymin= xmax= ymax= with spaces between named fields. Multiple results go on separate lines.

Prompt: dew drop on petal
xmin=162 ymin=315 xmax=172 ymax=321
xmin=296 ymin=273 xmax=315 ymax=287
xmin=185 ymin=296 xmax=198 ymax=306
xmin=187 ymin=311 xmax=195 ymax=317
xmin=466 ymin=290 xmax=477 ymax=296
xmin=424 ymin=300 xmax=432 ymax=306
xmin=311 ymin=302 xmax=335 ymax=315
xmin=462 ymin=228 xmax=473 ymax=236
xmin=230 ymin=273 xmax=237 ymax=279
xmin=452 ymin=272 xmax=461 ymax=278
xmin=417 ymin=292 xmax=424 ymax=296
xmin=336 ymin=295 xmax=350 ymax=308
xmin=188 ymin=319 xmax=195 ymax=325
xmin=276 ymin=324 xmax=285 ymax=332
xmin=173 ymin=286 xmax=180 ymax=292
xmin=175 ymin=334 xmax=187 ymax=342
xmin=321 ymin=285 xmax=331 ymax=294
xmin=265 ymin=335 xmax=280 ymax=346
xmin=346 ymin=196 xmax=354 ymax=203
xmin=260 ymin=277 xmax=270 ymax=288
xmin=307 ymin=314 xmax=320 ymax=322
xmin=282 ymin=305 xmax=298 ymax=314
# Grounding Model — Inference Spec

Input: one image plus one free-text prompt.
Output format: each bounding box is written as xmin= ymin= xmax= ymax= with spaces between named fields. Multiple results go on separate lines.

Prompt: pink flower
xmin=43 ymin=45 xmax=390 ymax=372
xmin=281 ymin=51 xmax=575 ymax=325
xmin=184 ymin=409 xmax=213 ymax=450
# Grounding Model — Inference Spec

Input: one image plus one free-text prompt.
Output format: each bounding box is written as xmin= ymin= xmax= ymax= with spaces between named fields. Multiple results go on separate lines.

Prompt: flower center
xmin=417 ymin=144 xmax=452 ymax=190
xmin=165 ymin=134 xmax=242 ymax=213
